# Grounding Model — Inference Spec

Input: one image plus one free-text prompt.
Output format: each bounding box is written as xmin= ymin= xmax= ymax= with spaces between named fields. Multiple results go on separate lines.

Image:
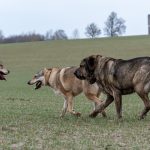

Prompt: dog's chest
xmin=52 ymin=88 xmax=65 ymax=97
xmin=53 ymin=89 xmax=62 ymax=95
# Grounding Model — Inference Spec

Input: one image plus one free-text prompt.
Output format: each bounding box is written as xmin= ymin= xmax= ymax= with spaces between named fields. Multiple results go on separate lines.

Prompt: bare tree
xmin=85 ymin=23 xmax=101 ymax=38
xmin=51 ymin=30 xmax=68 ymax=40
xmin=72 ymin=29 xmax=79 ymax=39
xmin=104 ymin=12 xmax=126 ymax=37
xmin=45 ymin=30 xmax=53 ymax=40
xmin=0 ymin=30 xmax=4 ymax=43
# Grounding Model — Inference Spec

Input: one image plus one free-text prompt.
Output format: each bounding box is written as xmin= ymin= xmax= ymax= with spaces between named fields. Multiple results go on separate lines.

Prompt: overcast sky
xmin=0 ymin=0 xmax=150 ymax=38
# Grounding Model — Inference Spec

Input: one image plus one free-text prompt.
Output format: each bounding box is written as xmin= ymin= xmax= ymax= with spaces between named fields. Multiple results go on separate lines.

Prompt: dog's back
xmin=58 ymin=66 xmax=100 ymax=97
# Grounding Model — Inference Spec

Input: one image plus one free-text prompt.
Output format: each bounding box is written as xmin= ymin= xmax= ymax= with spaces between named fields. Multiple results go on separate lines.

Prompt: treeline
xmin=0 ymin=30 xmax=68 ymax=44
xmin=1 ymin=33 xmax=45 ymax=43
xmin=0 ymin=11 xmax=126 ymax=44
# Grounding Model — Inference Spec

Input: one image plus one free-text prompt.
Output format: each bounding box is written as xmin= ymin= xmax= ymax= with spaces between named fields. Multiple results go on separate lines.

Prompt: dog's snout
xmin=27 ymin=80 xmax=31 ymax=85
xmin=74 ymin=69 xmax=80 ymax=77
xmin=74 ymin=70 xmax=77 ymax=76
xmin=74 ymin=69 xmax=81 ymax=79
xmin=74 ymin=69 xmax=86 ymax=80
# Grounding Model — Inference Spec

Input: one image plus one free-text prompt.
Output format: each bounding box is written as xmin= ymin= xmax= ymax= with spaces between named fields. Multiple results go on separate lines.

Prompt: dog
xmin=75 ymin=55 xmax=150 ymax=119
xmin=0 ymin=64 xmax=10 ymax=80
xmin=27 ymin=67 xmax=106 ymax=117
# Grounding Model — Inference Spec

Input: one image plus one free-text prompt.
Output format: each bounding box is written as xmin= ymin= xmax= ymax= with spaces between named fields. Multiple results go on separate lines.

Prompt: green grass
xmin=0 ymin=35 xmax=150 ymax=149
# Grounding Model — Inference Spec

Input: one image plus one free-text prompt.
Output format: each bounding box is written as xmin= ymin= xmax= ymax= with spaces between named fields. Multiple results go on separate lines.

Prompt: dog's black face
xmin=74 ymin=55 xmax=98 ymax=84
xmin=0 ymin=64 xmax=10 ymax=80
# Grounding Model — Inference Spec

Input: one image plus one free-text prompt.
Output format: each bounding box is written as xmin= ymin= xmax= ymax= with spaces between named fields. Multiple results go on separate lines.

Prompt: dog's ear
xmin=47 ymin=68 xmax=52 ymax=71
xmin=44 ymin=68 xmax=52 ymax=75
xmin=44 ymin=68 xmax=48 ymax=72
xmin=43 ymin=68 xmax=50 ymax=74
xmin=86 ymin=56 xmax=97 ymax=72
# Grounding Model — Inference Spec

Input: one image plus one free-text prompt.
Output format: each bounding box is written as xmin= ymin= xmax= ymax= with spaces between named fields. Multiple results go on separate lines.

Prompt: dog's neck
xmin=44 ymin=71 xmax=51 ymax=86
xmin=46 ymin=68 xmax=60 ymax=88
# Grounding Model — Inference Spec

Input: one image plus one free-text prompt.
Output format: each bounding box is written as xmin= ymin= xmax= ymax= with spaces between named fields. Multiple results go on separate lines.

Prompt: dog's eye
xmin=34 ymin=75 xmax=38 ymax=78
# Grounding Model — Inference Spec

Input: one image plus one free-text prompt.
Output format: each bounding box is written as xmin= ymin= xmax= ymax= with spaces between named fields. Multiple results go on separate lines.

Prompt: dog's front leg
xmin=89 ymin=94 xmax=114 ymax=118
xmin=86 ymin=94 xmax=107 ymax=117
xmin=113 ymin=92 xmax=122 ymax=119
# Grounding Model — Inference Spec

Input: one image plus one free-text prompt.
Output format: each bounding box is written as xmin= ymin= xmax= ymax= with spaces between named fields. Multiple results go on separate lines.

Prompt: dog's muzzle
xmin=74 ymin=70 xmax=86 ymax=80
xmin=27 ymin=80 xmax=32 ymax=85
xmin=35 ymin=81 xmax=42 ymax=90
xmin=0 ymin=70 xmax=10 ymax=80
xmin=27 ymin=80 xmax=42 ymax=90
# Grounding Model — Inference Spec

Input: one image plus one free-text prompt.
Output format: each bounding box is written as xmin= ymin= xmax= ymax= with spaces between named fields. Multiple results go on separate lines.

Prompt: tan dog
xmin=28 ymin=66 xmax=106 ymax=117
xmin=0 ymin=64 xmax=10 ymax=80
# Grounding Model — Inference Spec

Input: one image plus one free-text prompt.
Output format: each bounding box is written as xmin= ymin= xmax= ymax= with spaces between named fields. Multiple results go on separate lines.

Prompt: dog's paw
xmin=60 ymin=114 xmax=64 ymax=118
xmin=89 ymin=112 xmax=98 ymax=118
xmin=138 ymin=115 xmax=144 ymax=120
xmin=102 ymin=111 xmax=107 ymax=118
xmin=75 ymin=112 xmax=81 ymax=117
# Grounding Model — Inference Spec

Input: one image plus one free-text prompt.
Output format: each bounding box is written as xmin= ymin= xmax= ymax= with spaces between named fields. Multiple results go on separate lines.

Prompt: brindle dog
xmin=75 ymin=55 xmax=150 ymax=119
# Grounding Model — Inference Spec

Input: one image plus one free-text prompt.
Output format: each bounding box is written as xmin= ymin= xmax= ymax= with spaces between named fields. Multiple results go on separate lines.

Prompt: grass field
xmin=0 ymin=35 xmax=150 ymax=149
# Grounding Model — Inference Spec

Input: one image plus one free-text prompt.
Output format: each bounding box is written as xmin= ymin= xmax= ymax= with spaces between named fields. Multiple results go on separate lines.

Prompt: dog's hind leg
xmin=66 ymin=95 xmax=81 ymax=117
xmin=137 ymin=93 xmax=150 ymax=119
xmin=113 ymin=92 xmax=122 ymax=119
xmin=60 ymin=99 xmax=68 ymax=118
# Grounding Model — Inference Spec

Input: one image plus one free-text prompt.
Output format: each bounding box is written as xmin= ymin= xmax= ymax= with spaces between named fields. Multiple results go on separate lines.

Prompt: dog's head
xmin=74 ymin=55 xmax=101 ymax=84
xmin=0 ymin=64 xmax=10 ymax=80
xmin=27 ymin=68 xmax=52 ymax=89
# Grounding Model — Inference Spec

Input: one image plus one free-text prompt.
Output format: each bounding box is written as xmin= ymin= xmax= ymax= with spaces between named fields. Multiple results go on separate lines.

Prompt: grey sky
xmin=0 ymin=0 xmax=150 ymax=38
